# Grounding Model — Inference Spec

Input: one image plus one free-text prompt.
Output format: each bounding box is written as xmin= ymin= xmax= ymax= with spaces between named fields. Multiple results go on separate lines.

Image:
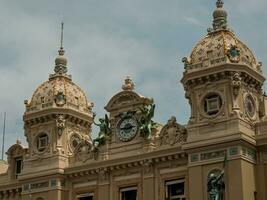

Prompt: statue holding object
xmin=207 ymin=170 xmax=225 ymax=200
xmin=92 ymin=113 xmax=112 ymax=148
xmin=139 ymin=99 xmax=158 ymax=139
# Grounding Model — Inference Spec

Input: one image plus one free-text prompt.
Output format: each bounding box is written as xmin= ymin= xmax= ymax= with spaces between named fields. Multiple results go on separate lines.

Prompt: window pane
xmin=77 ymin=193 xmax=93 ymax=200
xmin=170 ymin=182 xmax=184 ymax=196
xmin=120 ymin=188 xmax=137 ymax=200
xmin=78 ymin=197 xmax=93 ymax=200
xmin=166 ymin=179 xmax=186 ymax=200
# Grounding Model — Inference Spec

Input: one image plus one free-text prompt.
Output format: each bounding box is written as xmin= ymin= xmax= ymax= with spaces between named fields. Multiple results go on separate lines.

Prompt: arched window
xmin=207 ymin=169 xmax=225 ymax=200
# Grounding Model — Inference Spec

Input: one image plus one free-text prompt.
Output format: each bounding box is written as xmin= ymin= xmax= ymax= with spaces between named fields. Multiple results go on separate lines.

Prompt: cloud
xmin=0 ymin=0 xmax=266 ymax=159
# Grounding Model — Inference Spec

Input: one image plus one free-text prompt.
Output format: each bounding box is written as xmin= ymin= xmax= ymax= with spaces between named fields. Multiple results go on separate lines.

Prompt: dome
xmin=183 ymin=0 xmax=262 ymax=74
xmin=189 ymin=30 xmax=259 ymax=71
xmin=25 ymin=75 xmax=92 ymax=114
xmin=25 ymin=45 xmax=93 ymax=114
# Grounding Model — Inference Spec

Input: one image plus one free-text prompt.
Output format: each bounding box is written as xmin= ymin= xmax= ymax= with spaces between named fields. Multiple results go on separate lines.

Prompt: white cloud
xmin=0 ymin=0 xmax=266 ymax=159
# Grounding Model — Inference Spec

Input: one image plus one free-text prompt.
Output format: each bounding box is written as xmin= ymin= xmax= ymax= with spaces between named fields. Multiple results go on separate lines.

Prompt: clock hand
xmin=121 ymin=126 xmax=135 ymax=130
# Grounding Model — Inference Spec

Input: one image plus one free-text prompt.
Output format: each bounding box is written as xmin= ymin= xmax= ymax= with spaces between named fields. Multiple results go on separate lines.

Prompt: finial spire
xmin=216 ymin=0 xmax=224 ymax=8
xmin=208 ymin=0 xmax=228 ymax=33
xmin=58 ymin=21 xmax=65 ymax=56
xmin=54 ymin=22 xmax=68 ymax=75
xmin=60 ymin=22 xmax=64 ymax=49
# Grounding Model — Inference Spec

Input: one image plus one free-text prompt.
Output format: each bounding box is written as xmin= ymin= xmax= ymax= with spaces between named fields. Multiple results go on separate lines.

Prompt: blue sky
xmin=0 ymin=0 xmax=266 ymax=158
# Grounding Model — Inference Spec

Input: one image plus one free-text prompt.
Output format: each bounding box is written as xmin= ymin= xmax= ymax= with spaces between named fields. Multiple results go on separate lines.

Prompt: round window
xmin=203 ymin=93 xmax=222 ymax=116
xmin=245 ymin=95 xmax=256 ymax=118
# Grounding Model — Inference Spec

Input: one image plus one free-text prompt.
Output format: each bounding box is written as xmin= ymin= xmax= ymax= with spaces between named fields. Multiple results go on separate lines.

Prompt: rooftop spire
xmin=216 ymin=0 xmax=224 ymax=8
xmin=54 ymin=22 xmax=68 ymax=75
xmin=208 ymin=0 xmax=228 ymax=33
xmin=60 ymin=22 xmax=64 ymax=49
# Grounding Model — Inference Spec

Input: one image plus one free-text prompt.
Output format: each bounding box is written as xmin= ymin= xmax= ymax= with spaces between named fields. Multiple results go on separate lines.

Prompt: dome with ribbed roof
xmin=183 ymin=0 xmax=262 ymax=73
xmin=25 ymin=47 xmax=93 ymax=115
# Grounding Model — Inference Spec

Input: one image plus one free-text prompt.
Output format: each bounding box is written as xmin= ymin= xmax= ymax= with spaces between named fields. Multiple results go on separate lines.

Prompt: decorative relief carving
xmin=231 ymin=72 xmax=242 ymax=97
xmin=142 ymin=159 xmax=153 ymax=175
xmin=190 ymin=154 xmax=199 ymax=162
xmin=159 ymin=116 xmax=187 ymax=146
xmin=54 ymin=90 xmax=66 ymax=106
xmin=241 ymin=147 xmax=256 ymax=162
xmin=56 ymin=114 xmax=65 ymax=136
xmin=73 ymin=137 xmax=95 ymax=162
xmin=200 ymin=150 xmax=225 ymax=161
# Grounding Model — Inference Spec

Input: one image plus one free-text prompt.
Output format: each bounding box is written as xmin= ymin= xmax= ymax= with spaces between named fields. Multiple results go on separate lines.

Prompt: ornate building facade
xmin=0 ymin=0 xmax=267 ymax=199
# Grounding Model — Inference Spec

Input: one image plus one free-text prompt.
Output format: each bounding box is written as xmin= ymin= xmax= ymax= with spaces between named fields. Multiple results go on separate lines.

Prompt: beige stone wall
xmin=0 ymin=161 xmax=8 ymax=174
xmin=188 ymin=166 xmax=203 ymax=200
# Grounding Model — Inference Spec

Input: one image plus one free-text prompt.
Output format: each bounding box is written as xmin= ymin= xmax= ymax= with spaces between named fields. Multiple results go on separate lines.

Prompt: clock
xmin=117 ymin=117 xmax=138 ymax=142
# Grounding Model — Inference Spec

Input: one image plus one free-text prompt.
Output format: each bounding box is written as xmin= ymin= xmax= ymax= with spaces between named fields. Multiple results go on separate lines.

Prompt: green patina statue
xmin=92 ymin=113 xmax=111 ymax=148
xmin=139 ymin=99 xmax=157 ymax=139
xmin=207 ymin=170 xmax=225 ymax=200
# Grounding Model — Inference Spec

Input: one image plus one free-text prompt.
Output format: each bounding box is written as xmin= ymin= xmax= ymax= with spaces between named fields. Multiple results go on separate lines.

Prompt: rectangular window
xmin=120 ymin=186 xmax=137 ymax=200
xmin=206 ymin=96 xmax=220 ymax=113
xmin=15 ymin=157 xmax=22 ymax=178
xmin=165 ymin=179 xmax=186 ymax=200
xmin=76 ymin=193 xmax=93 ymax=200
xmin=38 ymin=135 xmax=48 ymax=151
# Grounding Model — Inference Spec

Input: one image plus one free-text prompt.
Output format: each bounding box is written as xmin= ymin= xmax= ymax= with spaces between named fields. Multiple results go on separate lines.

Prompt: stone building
xmin=0 ymin=0 xmax=267 ymax=199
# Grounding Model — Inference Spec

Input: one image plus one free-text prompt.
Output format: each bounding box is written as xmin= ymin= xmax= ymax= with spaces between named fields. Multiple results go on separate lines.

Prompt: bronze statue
xmin=92 ymin=113 xmax=111 ymax=148
xmin=207 ymin=170 xmax=225 ymax=200
xmin=139 ymin=100 xmax=157 ymax=139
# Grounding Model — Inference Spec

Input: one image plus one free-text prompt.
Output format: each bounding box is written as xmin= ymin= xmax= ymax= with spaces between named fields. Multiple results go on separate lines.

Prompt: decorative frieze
xmin=189 ymin=146 xmax=256 ymax=165
xmin=200 ymin=150 xmax=225 ymax=161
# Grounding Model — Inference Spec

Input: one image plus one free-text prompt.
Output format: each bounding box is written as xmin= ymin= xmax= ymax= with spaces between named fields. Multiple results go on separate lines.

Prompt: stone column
xmin=97 ymin=168 xmax=110 ymax=200
xmin=142 ymin=159 xmax=155 ymax=200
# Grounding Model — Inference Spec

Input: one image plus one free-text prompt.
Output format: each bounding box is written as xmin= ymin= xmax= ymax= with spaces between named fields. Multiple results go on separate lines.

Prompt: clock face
xmin=117 ymin=117 xmax=138 ymax=142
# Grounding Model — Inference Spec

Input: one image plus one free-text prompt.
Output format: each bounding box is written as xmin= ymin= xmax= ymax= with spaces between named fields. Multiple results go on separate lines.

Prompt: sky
xmin=0 ymin=0 xmax=266 ymax=159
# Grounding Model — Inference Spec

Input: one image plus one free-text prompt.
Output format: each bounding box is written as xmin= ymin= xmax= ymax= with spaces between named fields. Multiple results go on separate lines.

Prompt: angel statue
xmin=92 ymin=113 xmax=112 ymax=148
xmin=139 ymin=99 xmax=157 ymax=139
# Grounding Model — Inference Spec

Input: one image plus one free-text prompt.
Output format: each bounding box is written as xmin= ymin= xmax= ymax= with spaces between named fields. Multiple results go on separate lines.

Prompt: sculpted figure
xmin=139 ymin=100 xmax=157 ymax=139
xmin=207 ymin=170 xmax=225 ymax=200
xmin=93 ymin=113 xmax=111 ymax=148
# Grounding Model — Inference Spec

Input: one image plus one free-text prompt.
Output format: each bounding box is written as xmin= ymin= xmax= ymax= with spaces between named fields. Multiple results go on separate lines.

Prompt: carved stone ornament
xmin=231 ymin=72 xmax=242 ymax=97
xmin=74 ymin=138 xmax=95 ymax=162
xmin=97 ymin=167 xmax=109 ymax=181
xmin=55 ymin=90 xmax=66 ymax=106
xmin=159 ymin=116 xmax=187 ymax=146
xmin=227 ymin=44 xmax=240 ymax=63
xmin=182 ymin=57 xmax=190 ymax=69
xmin=122 ymin=76 xmax=135 ymax=91
xmin=56 ymin=114 xmax=65 ymax=136
xmin=142 ymin=159 xmax=153 ymax=175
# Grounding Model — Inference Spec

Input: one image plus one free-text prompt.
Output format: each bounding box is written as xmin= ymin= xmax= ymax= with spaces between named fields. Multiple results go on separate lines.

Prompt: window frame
xmin=36 ymin=133 xmax=49 ymax=152
xmin=14 ymin=156 xmax=23 ymax=178
xmin=119 ymin=186 xmax=138 ymax=200
xmin=165 ymin=179 xmax=186 ymax=200
xmin=76 ymin=192 xmax=94 ymax=200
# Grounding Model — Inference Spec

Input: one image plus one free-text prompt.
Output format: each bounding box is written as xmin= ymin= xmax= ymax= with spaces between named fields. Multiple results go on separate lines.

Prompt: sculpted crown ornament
xmin=122 ymin=76 xmax=135 ymax=91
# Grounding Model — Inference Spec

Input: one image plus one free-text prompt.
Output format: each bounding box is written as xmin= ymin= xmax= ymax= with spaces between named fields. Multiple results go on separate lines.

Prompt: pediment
xmin=105 ymin=91 xmax=151 ymax=112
